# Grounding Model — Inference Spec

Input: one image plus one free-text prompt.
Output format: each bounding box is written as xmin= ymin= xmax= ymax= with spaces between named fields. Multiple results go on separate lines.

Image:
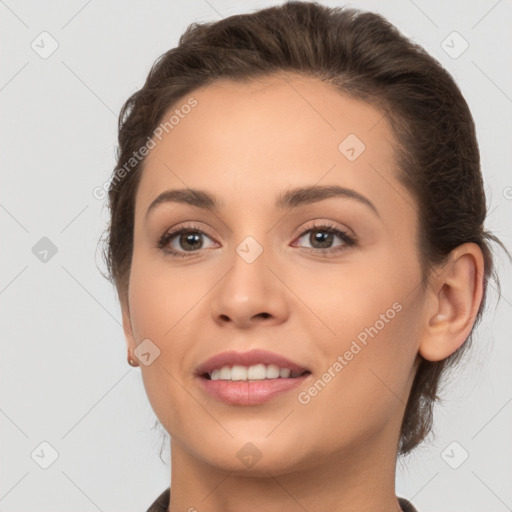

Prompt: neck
xmin=168 ymin=423 xmax=403 ymax=512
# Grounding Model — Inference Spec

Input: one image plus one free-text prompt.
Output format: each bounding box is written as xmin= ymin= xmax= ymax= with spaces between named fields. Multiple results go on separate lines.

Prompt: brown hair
xmin=102 ymin=0 xmax=507 ymax=456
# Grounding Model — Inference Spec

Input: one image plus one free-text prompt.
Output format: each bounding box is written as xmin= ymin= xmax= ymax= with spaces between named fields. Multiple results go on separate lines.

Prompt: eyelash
xmin=156 ymin=221 xmax=357 ymax=258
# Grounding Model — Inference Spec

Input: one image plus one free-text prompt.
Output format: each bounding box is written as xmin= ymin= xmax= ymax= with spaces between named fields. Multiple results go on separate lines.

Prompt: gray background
xmin=1 ymin=1 xmax=511 ymax=511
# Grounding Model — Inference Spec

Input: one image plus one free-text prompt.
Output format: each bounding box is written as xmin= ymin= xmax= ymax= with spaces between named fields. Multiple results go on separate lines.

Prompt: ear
xmin=418 ymin=243 xmax=485 ymax=362
xmin=120 ymin=292 xmax=137 ymax=354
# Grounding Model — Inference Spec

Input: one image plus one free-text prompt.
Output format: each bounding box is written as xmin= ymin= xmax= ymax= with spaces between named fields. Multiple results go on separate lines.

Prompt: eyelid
xmin=156 ymin=222 xmax=218 ymax=255
xmin=291 ymin=219 xmax=356 ymax=241
xmin=157 ymin=219 xmax=357 ymax=257
xmin=291 ymin=221 xmax=357 ymax=252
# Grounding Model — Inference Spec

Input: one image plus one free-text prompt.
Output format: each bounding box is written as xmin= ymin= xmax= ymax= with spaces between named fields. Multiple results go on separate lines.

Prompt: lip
xmin=194 ymin=348 xmax=310 ymax=377
xmin=198 ymin=375 xmax=310 ymax=405
xmin=194 ymin=348 xmax=311 ymax=406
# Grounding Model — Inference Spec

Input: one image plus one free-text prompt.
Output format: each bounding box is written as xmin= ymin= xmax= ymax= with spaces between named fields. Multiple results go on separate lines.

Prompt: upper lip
xmin=195 ymin=349 xmax=310 ymax=377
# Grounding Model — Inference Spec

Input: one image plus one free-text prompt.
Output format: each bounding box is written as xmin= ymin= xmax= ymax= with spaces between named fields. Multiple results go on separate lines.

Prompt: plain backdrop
xmin=1 ymin=1 xmax=511 ymax=511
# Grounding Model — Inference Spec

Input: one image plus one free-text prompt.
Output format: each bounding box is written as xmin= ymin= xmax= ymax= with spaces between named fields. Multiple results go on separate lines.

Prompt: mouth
xmin=194 ymin=348 xmax=311 ymax=380
xmin=201 ymin=364 xmax=311 ymax=381
xmin=195 ymin=349 xmax=312 ymax=405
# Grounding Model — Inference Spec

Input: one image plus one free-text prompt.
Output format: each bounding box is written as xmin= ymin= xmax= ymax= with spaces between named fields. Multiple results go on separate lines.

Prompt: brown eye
xmin=157 ymin=225 xmax=217 ymax=257
xmin=293 ymin=222 xmax=356 ymax=255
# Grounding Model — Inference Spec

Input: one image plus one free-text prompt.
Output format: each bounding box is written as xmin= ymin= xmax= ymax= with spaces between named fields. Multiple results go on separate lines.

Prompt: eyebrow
xmin=144 ymin=184 xmax=380 ymax=221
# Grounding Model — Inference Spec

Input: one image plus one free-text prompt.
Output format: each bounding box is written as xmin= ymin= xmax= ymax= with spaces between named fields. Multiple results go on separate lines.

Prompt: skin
xmin=121 ymin=73 xmax=484 ymax=512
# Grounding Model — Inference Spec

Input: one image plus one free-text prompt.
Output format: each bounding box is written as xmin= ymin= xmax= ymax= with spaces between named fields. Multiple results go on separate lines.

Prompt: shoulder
xmin=145 ymin=487 xmax=170 ymax=512
xmin=398 ymin=496 xmax=419 ymax=512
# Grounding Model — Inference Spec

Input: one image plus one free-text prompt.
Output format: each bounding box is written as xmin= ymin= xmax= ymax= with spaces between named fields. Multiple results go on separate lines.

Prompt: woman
xmin=103 ymin=2 xmax=506 ymax=511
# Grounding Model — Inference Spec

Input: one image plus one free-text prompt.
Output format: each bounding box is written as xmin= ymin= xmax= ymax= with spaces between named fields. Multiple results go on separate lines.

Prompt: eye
xmin=156 ymin=221 xmax=356 ymax=258
xmin=292 ymin=222 xmax=356 ymax=255
xmin=157 ymin=224 xmax=218 ymax=257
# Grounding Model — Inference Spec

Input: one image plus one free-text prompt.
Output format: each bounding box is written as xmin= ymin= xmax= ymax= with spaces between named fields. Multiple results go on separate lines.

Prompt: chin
xmin=189 ymin=434 xmax=308 ymax=476
xmin=206 ymin=451 xmax=302 ymax=477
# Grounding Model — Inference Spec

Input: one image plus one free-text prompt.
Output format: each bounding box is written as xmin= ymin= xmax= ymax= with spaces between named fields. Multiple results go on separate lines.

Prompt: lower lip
xmin=198 ymin=374 xmax=309 ymax=405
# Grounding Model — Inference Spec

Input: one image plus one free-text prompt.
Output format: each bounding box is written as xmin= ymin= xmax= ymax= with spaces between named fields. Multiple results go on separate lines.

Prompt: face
xmin=122 ymin=73 xmax=427 ymax=475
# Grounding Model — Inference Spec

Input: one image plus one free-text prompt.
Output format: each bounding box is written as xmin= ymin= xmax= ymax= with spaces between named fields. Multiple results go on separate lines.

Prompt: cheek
xmin=127 ymin=252 xmax=204 ymax=342
xmin=127 ymin=259 xmax=202 ymax=434
xmin=284 ymin=249 xmax=411 ymax=345
xmin=292 ymin=251 xmax=422 ymax=416
xmin=295 ymin=304 xmax=420 ymax=454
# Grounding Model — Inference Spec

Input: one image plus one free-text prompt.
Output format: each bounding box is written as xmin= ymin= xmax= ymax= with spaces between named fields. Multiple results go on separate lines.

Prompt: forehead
xmin=135 ymin=73 xmax=412 ymax=223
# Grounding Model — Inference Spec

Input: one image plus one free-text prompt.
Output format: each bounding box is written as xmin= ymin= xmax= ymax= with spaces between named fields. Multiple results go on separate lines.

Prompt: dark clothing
xmin=145 ymin=487 xmax=170 ymax=512
xmin=145 ymin=487 xmax=419 ymax=512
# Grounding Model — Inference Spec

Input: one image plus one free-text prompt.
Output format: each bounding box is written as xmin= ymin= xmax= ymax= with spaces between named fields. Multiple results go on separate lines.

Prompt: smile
xmin=206 ymin=364 xmax=308 ymax=381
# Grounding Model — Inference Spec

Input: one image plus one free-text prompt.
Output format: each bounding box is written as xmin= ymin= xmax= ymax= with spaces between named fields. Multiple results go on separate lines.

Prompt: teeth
xmin=279 ymin=368 xmax=291 ymax=378
xmin=219 ymin=366 xmax=231 ymax=380
xmin=231 ymin=365 xmax=247 ymax=381
xmin=208 ymin=364 xmax=302 ymax=381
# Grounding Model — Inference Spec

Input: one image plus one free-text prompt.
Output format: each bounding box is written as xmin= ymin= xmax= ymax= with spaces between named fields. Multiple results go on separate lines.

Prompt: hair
xmin=102 ymin=0 xmax=508 ymax=457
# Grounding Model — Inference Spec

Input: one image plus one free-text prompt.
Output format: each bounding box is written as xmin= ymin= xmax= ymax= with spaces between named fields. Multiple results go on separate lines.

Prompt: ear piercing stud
xmin=127 ymin=352 xmax=139 ymax=367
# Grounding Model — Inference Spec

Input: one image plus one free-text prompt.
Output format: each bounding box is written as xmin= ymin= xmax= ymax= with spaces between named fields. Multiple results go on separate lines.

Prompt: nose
xmin=210 ymin=245 xmax=289 ymax=329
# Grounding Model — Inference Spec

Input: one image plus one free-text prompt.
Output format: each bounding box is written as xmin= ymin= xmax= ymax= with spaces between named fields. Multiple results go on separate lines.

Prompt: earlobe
xmin=418 ymin=243 xmax=485 ymax=362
